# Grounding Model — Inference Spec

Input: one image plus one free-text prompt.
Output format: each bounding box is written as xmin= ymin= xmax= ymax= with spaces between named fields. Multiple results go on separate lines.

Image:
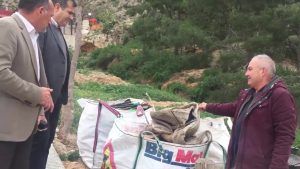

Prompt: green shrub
xmin=186 ymin=76 xmax=198 ymax=83
xmin=86 ymin=40 xmax=210 ymax=86
xmin=276 ymin=65 xmax=298 ymax=77
xmin=166 ymin=82 xmax=189 ymax=95
xmin=139 ymin=50 xmax=210 ymax=84
xmin=59 ymin=153 xmax=68 ymax=161
xmin=278 ymin=68 xmax=300 ymax=111
xmin=244 ymin=34 xmax=274 ymax=54
xmin=192 ymin=69 xmax=224 ymax=101
xmin=67 ymin=150 xmax=80 ymax=161
xmin=139 ymin=50 xmax=181 ymax=83
xmin=294 ymin=129 xmax=300 ymax=152
xmin=218 ymin=49 xmax=247 ymax=72
xmin=59 ymin=150 xmax=80 ymax=161
xmin=77 ymin=68 xmax=92 ymax=75
xmin=275 ymin=65 xmax=300 ymax=109
xmin=86 ymin=41 xmax=144 ymax=80
xmin=89 ymin=45 xmax=124 ymax=70
xmin=192 ymin=69 xmax=247 ymax=103
xmin=182 ymin=53 xmax=211 ymax=70
xmin=108 ymin=53 xmax=143 ymax=80
xmin=77 ymin=53 xmax=91 ymax=69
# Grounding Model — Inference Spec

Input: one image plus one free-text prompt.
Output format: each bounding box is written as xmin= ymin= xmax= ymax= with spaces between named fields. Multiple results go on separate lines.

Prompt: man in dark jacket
xmin=29 ymin=0 xmax=77 ymax=169
xmin=199 ymin=54 xmax=296 ymax=169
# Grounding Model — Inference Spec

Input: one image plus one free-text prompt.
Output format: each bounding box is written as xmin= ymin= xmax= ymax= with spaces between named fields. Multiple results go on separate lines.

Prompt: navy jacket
xmin=39 ymin=23 xmax=70 ymax=105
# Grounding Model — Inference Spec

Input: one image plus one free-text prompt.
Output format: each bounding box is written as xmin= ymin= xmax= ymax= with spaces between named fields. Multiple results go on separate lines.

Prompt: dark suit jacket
xmin=0 ymin=14 xmax=48 ymax=141
xmin=39 ymin=23 xmax=70 ymax=105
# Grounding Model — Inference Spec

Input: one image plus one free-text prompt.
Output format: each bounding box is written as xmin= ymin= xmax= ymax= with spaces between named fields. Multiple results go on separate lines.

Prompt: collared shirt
xmin=50 ymin=17 xmax=58 ymax=28
xmin=15 ymin=12 xmax=40 ymax=81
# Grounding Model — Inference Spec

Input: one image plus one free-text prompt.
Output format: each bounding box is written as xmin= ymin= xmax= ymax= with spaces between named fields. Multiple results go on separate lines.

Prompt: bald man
xmin=199 ymin=54 xmax=296 ymax=169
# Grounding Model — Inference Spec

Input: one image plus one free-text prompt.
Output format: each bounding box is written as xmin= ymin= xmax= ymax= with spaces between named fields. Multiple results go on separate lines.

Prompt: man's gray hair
xmin=253 ymin=54 xmax=276 ymax=78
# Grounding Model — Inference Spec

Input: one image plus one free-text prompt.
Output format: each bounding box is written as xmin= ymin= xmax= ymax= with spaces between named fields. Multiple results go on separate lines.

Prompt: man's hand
xmin=40 ymin=87 xmax=54 ymax=112
xmin=37 ymin=115 xmax=48 ymax=132
xmin=198 ymin=102 xmax=207 ymax=111
xmin=37 ymin=115 xmax=47 ymax=125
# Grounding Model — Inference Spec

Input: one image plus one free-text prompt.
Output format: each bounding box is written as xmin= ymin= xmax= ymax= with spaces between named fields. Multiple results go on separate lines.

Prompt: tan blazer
xmin=0 ymin=14 xmax=48 ymax=142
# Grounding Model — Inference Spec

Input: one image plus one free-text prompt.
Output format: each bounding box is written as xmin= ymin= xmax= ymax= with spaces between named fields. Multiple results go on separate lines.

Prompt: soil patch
xmin=161 ymin=69 xmax=204 ymax=89
xmin=75 ymin=71 xmax=128 ymax=85
xmin=80 ymin=42 xmax=97 ymax=53
xmin=63 ymin=160 xmax=88 ymax=169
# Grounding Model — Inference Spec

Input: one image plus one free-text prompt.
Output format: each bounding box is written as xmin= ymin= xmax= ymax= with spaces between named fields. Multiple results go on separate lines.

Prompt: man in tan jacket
xmin=0 ymin=0 xmax=54 ymax=168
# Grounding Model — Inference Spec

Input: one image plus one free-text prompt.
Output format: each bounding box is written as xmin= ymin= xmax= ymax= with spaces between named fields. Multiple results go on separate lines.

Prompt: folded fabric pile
xmin=148 ymin=103 xmax=210 ymax=145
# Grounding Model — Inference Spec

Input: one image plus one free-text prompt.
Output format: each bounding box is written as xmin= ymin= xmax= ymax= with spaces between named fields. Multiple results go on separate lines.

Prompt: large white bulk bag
xmin=77 ymin=98 xmax=153 ymax=169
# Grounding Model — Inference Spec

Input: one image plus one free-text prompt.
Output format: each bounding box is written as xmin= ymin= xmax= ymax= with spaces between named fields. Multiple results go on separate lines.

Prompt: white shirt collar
xmin=15 ymin=12 xmax=38 ymax=38
xmin=51 ymin=17 xmax=59 ymax=28
xmin=15 ymin=12 xmax=40 ymax=80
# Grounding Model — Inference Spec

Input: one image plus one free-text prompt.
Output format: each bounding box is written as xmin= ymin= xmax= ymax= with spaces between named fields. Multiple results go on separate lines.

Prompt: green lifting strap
xmin=133 ymin=131 xmax=163 ymax=169
xmin=203 ymin=141 xmax=227 ymax=169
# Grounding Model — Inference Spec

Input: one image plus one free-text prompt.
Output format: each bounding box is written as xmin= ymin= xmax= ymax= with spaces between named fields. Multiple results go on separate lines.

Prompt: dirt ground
xmin=64 ymin=161 xmax=88 ymax=169
xmin=75 ymin=71 xmax=128 ymax=85
xmin=161 ymin=69 xmax=204 ymax=89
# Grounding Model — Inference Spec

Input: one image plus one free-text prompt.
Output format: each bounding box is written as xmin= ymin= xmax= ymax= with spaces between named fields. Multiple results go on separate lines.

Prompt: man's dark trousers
xmin=29 ymin=97 xmax=63 ymax=169
xmin=0 ymin=135 xmax=33 ymax=169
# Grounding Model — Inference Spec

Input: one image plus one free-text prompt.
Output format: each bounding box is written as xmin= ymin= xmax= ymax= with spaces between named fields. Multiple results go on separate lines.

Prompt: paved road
xmin=46 ymin=145 xmax=65 ymax=169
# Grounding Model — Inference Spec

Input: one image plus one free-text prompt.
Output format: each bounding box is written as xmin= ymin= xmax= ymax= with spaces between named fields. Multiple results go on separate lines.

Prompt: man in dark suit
xmin=0 ymin=0 xmax=54 ymax=169
xmin=30 ymin=0 xmax=76 ymax=169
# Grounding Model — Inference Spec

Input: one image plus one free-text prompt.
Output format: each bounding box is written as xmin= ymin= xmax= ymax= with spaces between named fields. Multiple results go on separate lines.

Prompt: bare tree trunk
xmin=59 ymin=6 xmax=82 ymax=142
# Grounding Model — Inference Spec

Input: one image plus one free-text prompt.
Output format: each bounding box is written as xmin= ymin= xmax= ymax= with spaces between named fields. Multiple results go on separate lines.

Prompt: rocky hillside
xmin=0 ymin=0 xmax=17 ymax=9
xmin=82 ymin=0 xmax=140 ymax=48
